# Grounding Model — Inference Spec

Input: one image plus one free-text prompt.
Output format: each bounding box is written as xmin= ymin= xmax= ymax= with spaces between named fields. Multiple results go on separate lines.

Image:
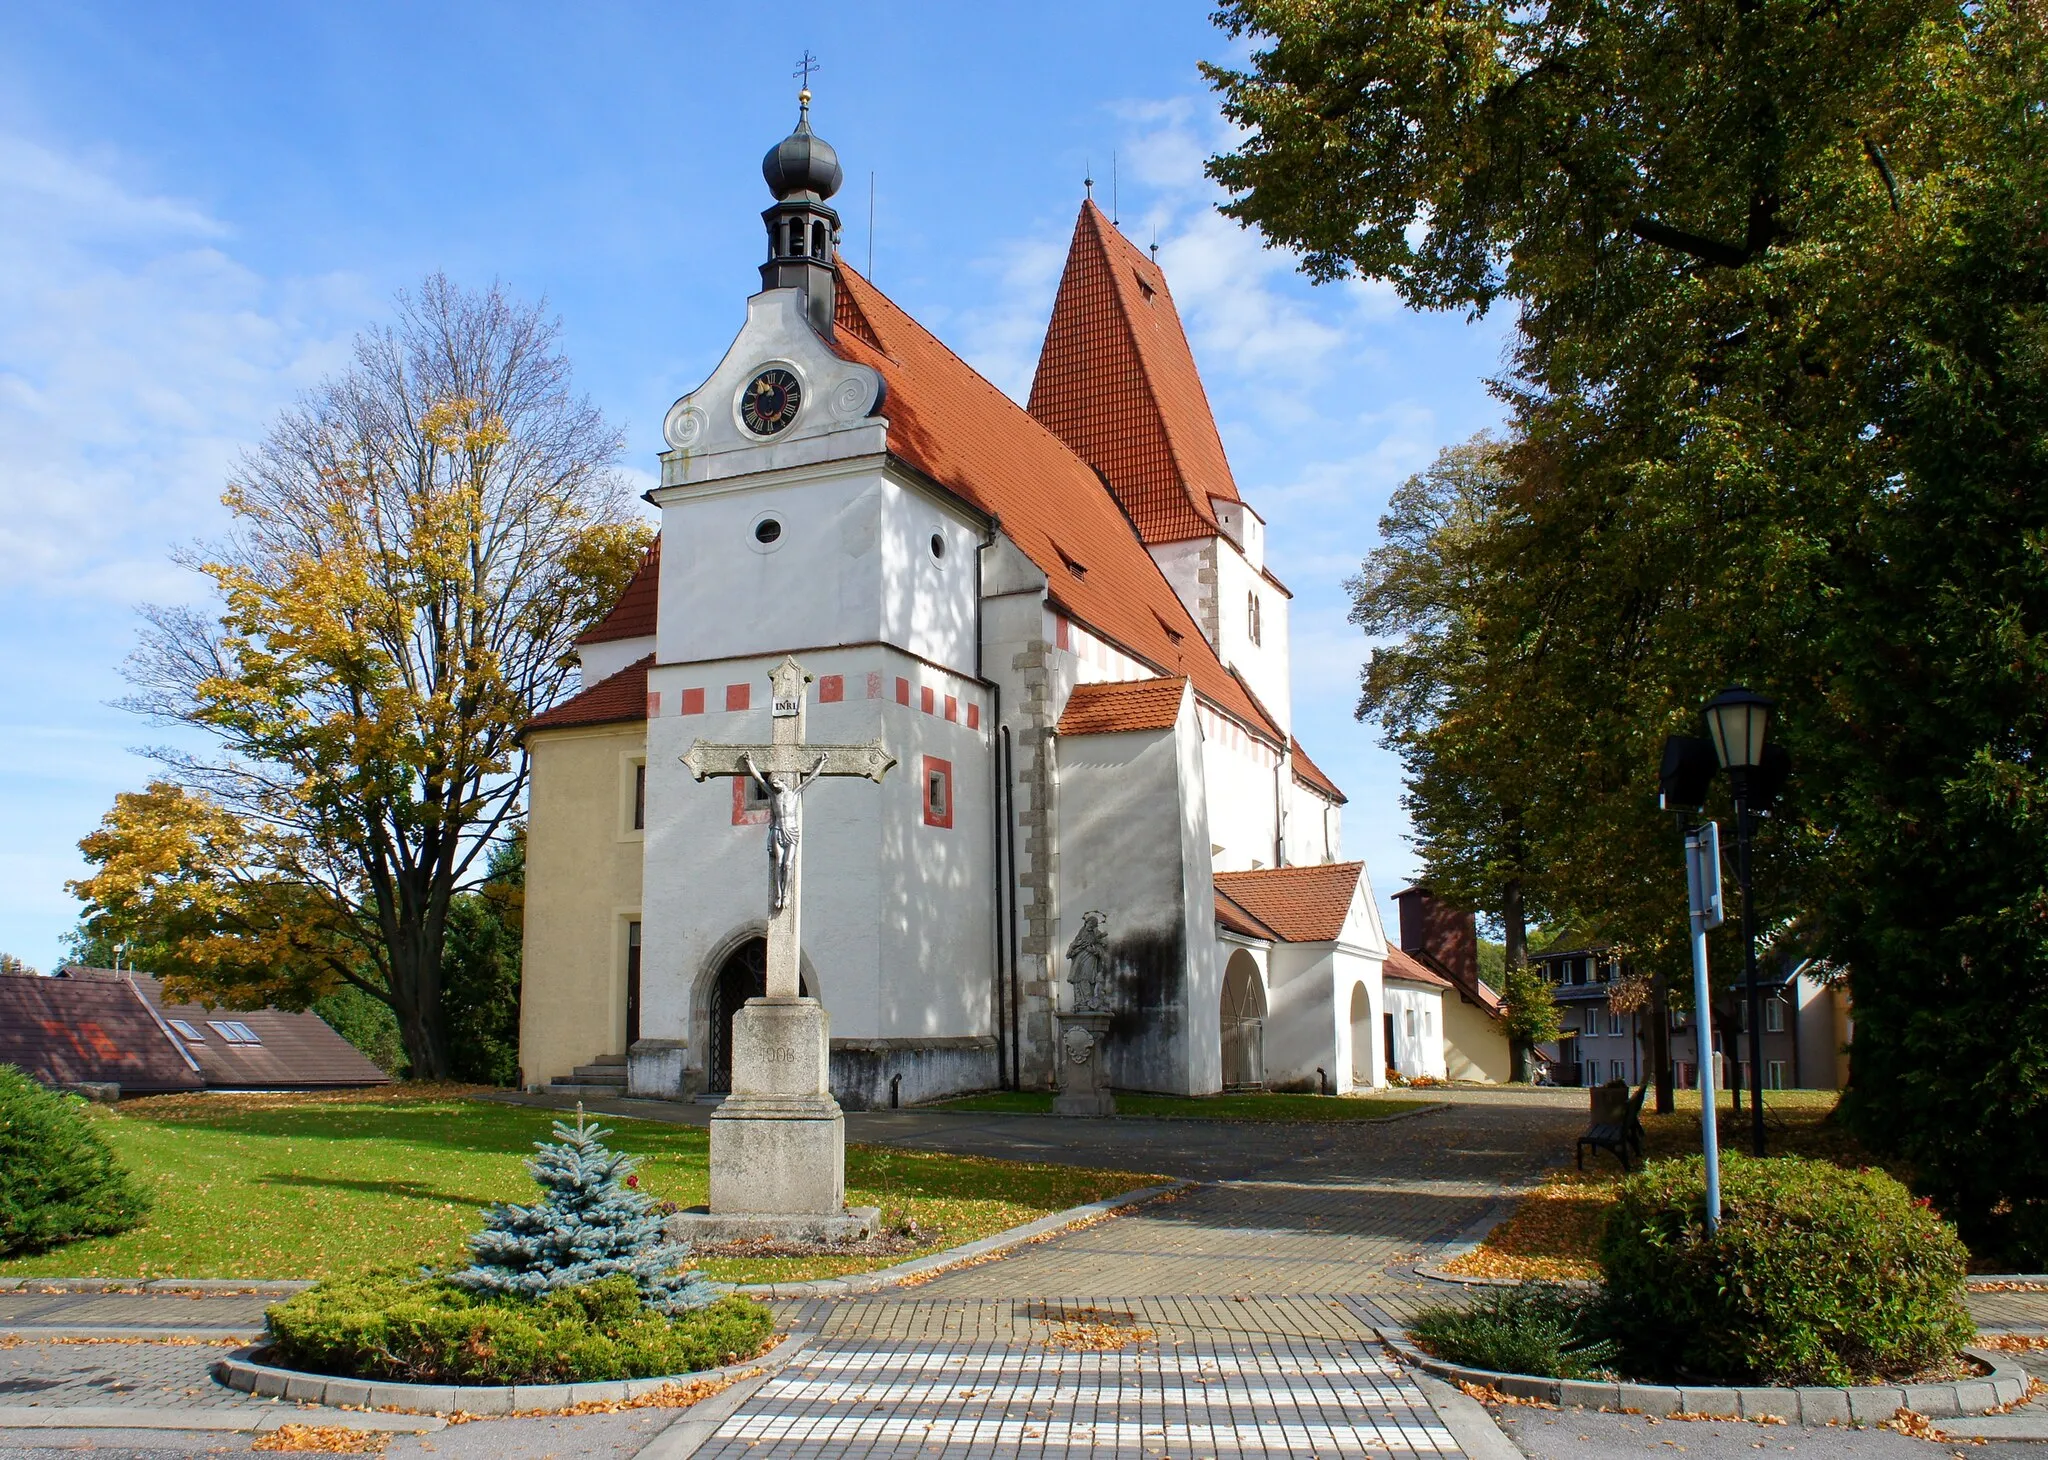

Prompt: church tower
xmin=758 ymin=88 xmax=843 ymax=339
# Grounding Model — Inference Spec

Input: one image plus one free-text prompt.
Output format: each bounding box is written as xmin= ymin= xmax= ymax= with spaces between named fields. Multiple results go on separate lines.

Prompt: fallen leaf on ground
xmin=254 ymin=1425 xmax=390 ymax=1452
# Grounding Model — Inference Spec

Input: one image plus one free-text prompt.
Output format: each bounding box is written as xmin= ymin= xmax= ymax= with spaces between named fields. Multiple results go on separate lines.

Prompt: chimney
xmin=1394 ymin=887 xmax=1481 ymax=990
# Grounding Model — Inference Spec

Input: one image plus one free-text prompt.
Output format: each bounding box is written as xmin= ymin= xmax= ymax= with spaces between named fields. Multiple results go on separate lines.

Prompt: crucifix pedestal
xmin=667 ymin=656 xmax=895 ymax=1246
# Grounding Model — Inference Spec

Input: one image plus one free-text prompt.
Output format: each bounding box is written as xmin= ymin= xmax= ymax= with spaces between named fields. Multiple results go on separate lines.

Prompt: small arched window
xmin=1247 ymin=591 xmax=1262 ymax=646
xmin=811 ymin=219 xmax=829 ymax=259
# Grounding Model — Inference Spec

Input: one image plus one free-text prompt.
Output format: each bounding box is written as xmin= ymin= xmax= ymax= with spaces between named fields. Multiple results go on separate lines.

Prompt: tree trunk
xmin=1651 ymin=969 xmax=1674 ymax=1114
xmin=381 ymin=866 xmax=455 ymax=1080
xmin=1502 ymin=876 xmax=1527 ymax=969
xmin=1503 ymin=877 xmax=1530 ymax=1082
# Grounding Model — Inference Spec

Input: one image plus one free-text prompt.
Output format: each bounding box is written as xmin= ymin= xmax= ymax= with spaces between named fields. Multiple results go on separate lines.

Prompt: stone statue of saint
xmin=1065 ymin=910 xmax=1111 ymax=1013
xmin=742 ymin=752 xmax=828 ymax=913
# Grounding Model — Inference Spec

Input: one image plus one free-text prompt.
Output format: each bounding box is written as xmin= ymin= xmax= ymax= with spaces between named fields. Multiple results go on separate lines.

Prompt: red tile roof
xmin=1384 ymin=945 xmax=1454 ymax=990
xmin=1290 ymin=738 xmax=1347 ymax=805
xmin=1056 ymin=677 xmax=1188 ymax=736
xmin=528 ymin=655 xmax=652 ymax=733
xmin=1211 ymin=862 xmax=1365 ymax=943
xmin=1215 ymin=890 xmax=1282 ymax=941
xmin=828 ymin=265 xmax=1283 ymax=746
xmin=0 ymin=971 xmax=204 ymax=1094
xmin=1027 ymin=203 xmax=1240 ymax=544
xmin=576 ymin=540 xmax=661 ymax=645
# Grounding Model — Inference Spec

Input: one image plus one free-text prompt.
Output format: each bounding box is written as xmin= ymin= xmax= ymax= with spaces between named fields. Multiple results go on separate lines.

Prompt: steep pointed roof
xmin=1027 ymin=201 xmax=1241 ymax=544
xmin=828 ymin=266 xmax=1283 ymax=746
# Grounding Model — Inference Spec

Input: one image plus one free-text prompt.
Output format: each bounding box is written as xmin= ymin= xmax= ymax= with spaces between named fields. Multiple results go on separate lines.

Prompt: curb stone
xmin=0 ymin=1278 xmax=310 ymax=1296
xmin=728 ymin=1179 xmax=1194 ymax=1298
xmin=213 ymin=1331 xmax=812 ymax=1416
xmin=1382 ymin=1331 xmax=2030 ymax=1421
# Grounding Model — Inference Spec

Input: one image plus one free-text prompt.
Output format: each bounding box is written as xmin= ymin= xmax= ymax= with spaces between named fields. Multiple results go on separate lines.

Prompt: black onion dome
xmin=761 ymin=102 xmax=843 ymax=201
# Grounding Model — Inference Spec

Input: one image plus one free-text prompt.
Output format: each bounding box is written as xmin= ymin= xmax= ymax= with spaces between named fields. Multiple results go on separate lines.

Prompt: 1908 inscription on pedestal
xmin=672 ymin=657 xmax=894 ymax=1240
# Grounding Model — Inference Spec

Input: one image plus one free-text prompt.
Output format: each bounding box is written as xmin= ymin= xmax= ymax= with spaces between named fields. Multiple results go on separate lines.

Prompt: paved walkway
xmin=5 ymin=1091 xmax=2042 ymax=1457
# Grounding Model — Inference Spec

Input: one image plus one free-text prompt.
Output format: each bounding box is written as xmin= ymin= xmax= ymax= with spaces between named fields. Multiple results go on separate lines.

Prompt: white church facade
xmin=518 ymin=100 xmax=1504 ymax=1106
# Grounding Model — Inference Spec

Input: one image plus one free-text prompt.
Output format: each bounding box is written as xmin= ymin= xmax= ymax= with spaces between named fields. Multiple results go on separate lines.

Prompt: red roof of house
xmin=0 ymin=970 xmax=204 ymax=1094
xmin=528 ymin=655 xmax=653 ymax=733
xmin=1383 ymin=945 xmax=1454 ymax=990
xmin=1027 ymin=203 xmax=1240 ymax=544
xmin=130 ymin=975 xmax=390 ymax=1088
xmin=1056 ymin=677 xmax=1188 ymax=736
xmin=1290 ymin=738 xmax=1347 ymax=805
xmin=577 ymin=540 xmax=661 ymax=645
xmin=828 ymin=265 xmax=1282 ymax=746
xmin=1215 ymin=890 xmax=1282 ymax=941
xmin=1212 ymin=862 xmax=1365 ymax=943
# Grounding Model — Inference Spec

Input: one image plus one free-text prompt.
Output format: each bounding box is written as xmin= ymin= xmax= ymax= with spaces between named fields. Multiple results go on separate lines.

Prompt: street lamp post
xmin=1701 ymin=686 xmax=1776 ymax=1158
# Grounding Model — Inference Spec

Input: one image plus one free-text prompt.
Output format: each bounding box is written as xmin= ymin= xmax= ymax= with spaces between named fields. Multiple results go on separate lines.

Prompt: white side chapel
xmin=519 ymin=95 xmax=1493 ymax=1106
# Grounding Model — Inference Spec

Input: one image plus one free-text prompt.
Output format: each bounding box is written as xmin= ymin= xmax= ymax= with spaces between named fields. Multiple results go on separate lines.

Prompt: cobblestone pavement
xmin=0 ymin=1291 xmax=267 ymax=1338
xmin=0 ymin=1342 xmax=269 ymax=1413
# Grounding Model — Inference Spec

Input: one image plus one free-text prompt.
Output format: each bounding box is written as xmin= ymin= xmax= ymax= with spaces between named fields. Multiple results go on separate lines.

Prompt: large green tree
xmin=1209 ymin=0 xmax=2048 ymax=1258
xmin=77 ymin=277 xmax=649 ymax=1079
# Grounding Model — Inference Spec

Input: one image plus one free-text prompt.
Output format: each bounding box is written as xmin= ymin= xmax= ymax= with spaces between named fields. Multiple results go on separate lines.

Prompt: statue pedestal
xmin=668 ymin=997 xmax=876 ymax=1246
xmin=1053 ymin=1010 xmax=1116 ymax=1117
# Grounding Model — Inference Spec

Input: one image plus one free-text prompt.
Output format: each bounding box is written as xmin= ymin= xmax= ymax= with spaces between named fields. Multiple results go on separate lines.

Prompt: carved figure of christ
xmin=679 ymin=657 xmax=894 ymax=998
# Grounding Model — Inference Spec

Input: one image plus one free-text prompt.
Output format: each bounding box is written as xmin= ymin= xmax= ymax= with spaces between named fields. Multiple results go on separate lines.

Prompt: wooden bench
xmin=1575 ymin=1080 xmax=1649 ymax=1171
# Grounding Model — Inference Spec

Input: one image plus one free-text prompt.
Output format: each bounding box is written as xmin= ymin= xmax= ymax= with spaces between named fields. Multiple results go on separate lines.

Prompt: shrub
xmin=1601 ymin=1154 xmax=1974 ymax=1385
xmin=1409 ymin=1281 xmax=1619 ymax=1379
xmin=0 ymin=1064 xmax=152 ymax=1256
xmin=265 ymin=1271 xmax=773 ymax=1384
xmin=452 ymin=1110 xmax=718 ymax=1313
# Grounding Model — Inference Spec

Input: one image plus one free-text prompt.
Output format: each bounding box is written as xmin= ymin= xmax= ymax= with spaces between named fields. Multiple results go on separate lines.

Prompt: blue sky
xmin=0 ymin=1 xmax=1513 ymax=969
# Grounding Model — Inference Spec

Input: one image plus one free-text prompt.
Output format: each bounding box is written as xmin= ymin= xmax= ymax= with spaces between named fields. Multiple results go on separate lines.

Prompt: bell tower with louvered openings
xmin=759 ymin=86 xmax=843 ymax=338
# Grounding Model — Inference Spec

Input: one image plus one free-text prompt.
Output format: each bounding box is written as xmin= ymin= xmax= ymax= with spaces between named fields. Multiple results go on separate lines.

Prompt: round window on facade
xmin=751 ymin=515 xmax=784 ymax=552
xmin=929 ymin=531 xmax=946 ymax=563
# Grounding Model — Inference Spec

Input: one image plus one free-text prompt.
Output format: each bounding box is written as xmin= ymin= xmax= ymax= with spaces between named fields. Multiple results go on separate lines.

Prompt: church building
xmin=519 ymin=98 xmax=1492 ymax=1106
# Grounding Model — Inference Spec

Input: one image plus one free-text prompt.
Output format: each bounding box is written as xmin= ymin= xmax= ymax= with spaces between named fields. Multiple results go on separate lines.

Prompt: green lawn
xmin=1 ymin=1088 xmax=1159 ymax=1286
xmin=928 ymin=1089 xmax=1434 ymax=1121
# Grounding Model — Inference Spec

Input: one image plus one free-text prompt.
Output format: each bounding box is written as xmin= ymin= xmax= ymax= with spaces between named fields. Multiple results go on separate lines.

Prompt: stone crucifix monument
xmin=672 ymin=656 xmax=894 ymax=1243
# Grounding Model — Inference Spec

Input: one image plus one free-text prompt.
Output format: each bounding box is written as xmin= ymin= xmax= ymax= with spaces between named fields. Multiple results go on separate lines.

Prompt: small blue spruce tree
xmin=452 ymin=1107 xmax=719 ymax=1313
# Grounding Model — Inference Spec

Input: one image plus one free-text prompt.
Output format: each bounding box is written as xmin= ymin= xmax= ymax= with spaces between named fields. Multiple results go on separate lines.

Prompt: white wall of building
xmin=579 ymin=634 xmax=656 ymax=688
xmin=1285 ymin=778 xmax=1343 ymax=864
xmin=637 ymin=646 xmax=995 ymax=1093
xmin=1053 ymin=688 xmax=1219 ymax=1095
xmin=1385 ymin=981 xmax=1449 ymax=1081
xmin=654 ymin=463 xmax=983 ymax=680
xmin=1212 ymin=537 xmax=1291 ymax=738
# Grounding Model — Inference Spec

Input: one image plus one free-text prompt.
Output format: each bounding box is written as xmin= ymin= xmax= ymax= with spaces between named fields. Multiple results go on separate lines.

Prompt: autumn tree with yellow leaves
xmin=73 ymin=276 xmax=650 ymax=1078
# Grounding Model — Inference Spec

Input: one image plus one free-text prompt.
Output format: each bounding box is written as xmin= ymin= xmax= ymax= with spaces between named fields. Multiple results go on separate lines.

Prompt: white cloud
xmin=0 ymin=134 xmax=368 ymax=597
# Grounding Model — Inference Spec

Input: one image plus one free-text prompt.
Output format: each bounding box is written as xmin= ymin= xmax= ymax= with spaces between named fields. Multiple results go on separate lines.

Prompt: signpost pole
xmin=1685 ymin=821 xmax=1725 ymax=1231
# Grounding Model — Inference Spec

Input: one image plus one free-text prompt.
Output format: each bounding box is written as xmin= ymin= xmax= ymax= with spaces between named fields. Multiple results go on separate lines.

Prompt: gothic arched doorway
xmin=1220 ymin=952 xmax=1267 ymax=1090
xmin=705 ymin=938 xmax=810 ymax=1095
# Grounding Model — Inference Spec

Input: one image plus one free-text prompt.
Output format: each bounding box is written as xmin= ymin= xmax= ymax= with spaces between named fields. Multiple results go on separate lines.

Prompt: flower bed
xmin=263 ymin=1271 xmax=773 ymax=1385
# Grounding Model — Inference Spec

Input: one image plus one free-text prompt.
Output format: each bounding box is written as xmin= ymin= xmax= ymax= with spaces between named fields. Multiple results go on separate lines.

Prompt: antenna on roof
xmin=1084 ymin=161 xmax=1093 ymax=201
xmin=1150 ymin=228 xmax=1159 ymax=263
xmin=1112 ymin=151 xmax=1119 ymax=225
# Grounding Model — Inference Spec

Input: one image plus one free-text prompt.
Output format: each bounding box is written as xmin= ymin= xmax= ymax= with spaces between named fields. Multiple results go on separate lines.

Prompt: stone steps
xmin=549 ymin=1055 xmax=627 ymax=1099
xmin=546 ymin=1082 xmax=629 ymax=1099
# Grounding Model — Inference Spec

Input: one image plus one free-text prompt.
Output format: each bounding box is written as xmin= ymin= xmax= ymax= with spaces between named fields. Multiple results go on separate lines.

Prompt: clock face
xmin=739 ymin=367 xmax=802 ymax=437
